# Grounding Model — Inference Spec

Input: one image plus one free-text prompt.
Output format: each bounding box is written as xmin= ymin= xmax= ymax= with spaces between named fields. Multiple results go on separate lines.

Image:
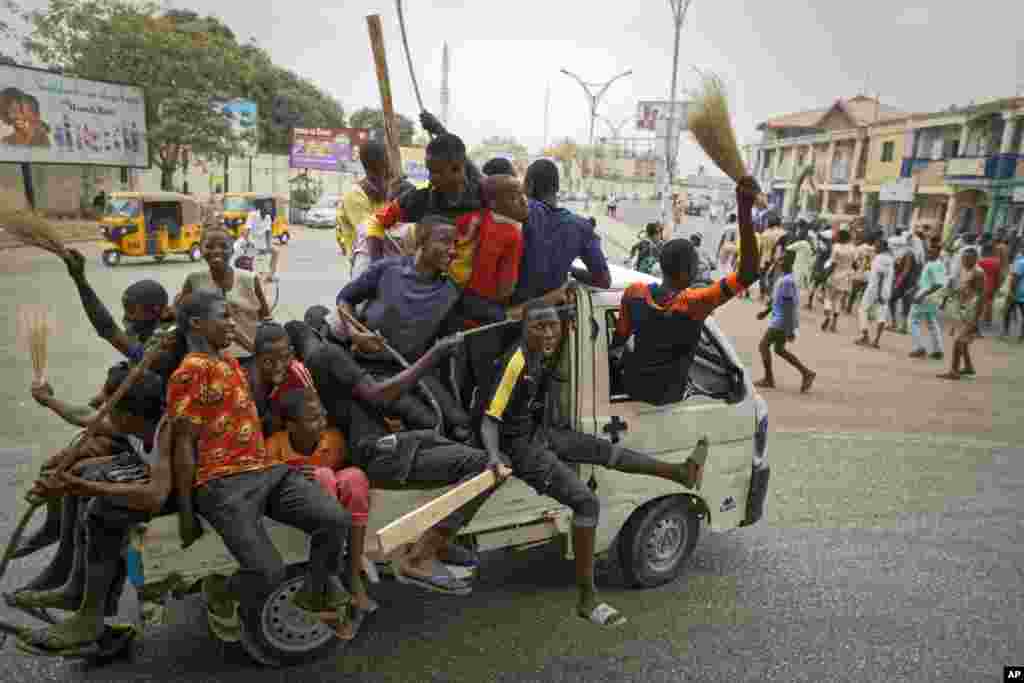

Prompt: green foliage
xmin=348 ymin=107 xmax=415 ymax=146
xmin=20 ymin=0 xmax=346 ymax=186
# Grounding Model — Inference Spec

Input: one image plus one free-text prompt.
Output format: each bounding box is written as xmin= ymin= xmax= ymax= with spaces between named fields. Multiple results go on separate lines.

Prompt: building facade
xmin=749 ymin=94 xmax=1024 ymax=240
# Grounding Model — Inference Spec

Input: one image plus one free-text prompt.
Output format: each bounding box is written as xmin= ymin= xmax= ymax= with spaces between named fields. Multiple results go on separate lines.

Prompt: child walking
xmin=908 ymin=238 xmax=947 ymax=360
xmin=755 ymin=250 xmax=816 ymax=392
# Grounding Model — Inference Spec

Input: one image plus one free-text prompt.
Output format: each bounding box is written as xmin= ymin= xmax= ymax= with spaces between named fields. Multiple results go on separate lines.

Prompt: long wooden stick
xmin=367 ymin=14 xmax=404 ymax=181
xmin=376 ymin=467 xmax=511 ymax=554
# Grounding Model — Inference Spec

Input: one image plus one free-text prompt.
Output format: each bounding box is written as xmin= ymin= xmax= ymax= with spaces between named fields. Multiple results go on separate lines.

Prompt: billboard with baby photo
xmin=0 ymin=63 xmax=149 ymax=168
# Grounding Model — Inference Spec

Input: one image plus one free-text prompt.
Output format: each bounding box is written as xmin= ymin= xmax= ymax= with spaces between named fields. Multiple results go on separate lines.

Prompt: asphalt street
xmin=0 ymin=223 xmax=1020 ymax=683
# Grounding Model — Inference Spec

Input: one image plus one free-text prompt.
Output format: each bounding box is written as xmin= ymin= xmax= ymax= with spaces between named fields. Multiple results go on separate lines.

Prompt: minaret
xmin=440 ymin=42 xmax=450 ymax=128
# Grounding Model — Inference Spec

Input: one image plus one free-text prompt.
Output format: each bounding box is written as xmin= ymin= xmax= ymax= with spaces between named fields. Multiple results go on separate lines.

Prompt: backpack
xmin=634 ymin=240 xmax=660 ymax=274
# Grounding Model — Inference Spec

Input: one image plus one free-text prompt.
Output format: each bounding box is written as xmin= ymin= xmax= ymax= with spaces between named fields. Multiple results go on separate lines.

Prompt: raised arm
xmin=30 ymin=382 xmax=118 ymax=436
xmin=735 ymin=178 xmax=761 ymax=288
xmin=61 ymin=249 xmax=141 ymax=359
xmin=348 ymin=335 xmax=461 ymax=407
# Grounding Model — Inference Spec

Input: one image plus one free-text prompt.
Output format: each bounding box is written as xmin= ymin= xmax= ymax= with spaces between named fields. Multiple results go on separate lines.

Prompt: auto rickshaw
xmin=99 ymin=192 xmax=204 ymax=267
xmin=221 ymin=192 xmax=292 ymax=244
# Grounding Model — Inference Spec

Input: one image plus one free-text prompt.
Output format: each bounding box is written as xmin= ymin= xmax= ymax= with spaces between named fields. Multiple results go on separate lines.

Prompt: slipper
xmin=579 ymin=603 xmax=627 ymax=627
xmin=392 ymin=561 xmax=472 ymax=596
xmin=800 ymin=372 xmax=816 ymax=394
xmin=329 ymin=604 xmax=373 ymax=642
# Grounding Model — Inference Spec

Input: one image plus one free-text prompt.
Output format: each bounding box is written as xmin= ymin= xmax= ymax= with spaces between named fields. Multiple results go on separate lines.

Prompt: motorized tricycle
xmin=99 ymin=192 xmax=204 ymax=267
xmin=221 ymin=193 xmax=292 ymax=244
xmin=0 ymin=263 xmax=770 ymax=667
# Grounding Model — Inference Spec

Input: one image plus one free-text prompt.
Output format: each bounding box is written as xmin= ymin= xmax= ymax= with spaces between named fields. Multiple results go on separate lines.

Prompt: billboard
xmin=636 ymin=100 xmax=689 ymax=132
xmin=0 ymin=63 xmax=148 ymax=167
xmin=217 ymin=98 xmax=258 ymax=156
xmin=290 ymin=127 xmax=370 ymax=172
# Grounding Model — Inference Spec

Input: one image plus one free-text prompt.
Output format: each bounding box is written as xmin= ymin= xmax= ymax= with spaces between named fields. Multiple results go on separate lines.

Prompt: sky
xmin=4 ymin=0 xmax=1024 ymax=177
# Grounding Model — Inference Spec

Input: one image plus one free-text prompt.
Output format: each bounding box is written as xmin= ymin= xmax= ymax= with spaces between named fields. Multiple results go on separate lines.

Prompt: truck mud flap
xmin=741 ymin=465 xmax=770 ymax=527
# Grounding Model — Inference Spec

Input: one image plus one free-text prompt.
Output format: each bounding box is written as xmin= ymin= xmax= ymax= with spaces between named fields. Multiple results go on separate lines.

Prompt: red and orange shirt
xmin=267 ymin=428 xmax=347 ymax=470
xmin=167 ymin=353 xmax=283 ymax=488
xmin=449 ymin=209 xmax=523 ymax=327
xmin=616 ymin=271 xmax=744 ymax=339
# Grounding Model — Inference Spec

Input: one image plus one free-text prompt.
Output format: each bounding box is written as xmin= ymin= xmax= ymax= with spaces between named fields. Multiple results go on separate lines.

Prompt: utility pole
xmin=601 ymin=115 xmax=632 ymax=194
xmin=440 ymin=42 xmax=450 ymax=128
xmin=662 ymin=0 xmax=693 ymax=230
xmin=560 ymin=67 xmax=633 ymax=212
xmin=543 ymin=84 xmax=551 ymax=152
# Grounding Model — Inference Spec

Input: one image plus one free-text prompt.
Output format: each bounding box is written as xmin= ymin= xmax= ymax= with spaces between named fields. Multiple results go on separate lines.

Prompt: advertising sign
xmin=0 ymin=63 xmax=148 ymax=167
xmin=217 ymin=98 xmax=258 ymax=156
xmin=879 ymin=177 xmax=915 ymax=203
xmin=290 ymin=127 xmax=370 ymax=172
xmin=637 ymin=100 xmax=689 ymax=132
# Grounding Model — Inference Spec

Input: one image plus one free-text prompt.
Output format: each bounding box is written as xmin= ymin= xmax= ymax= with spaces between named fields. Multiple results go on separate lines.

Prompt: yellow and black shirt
xmin=480 ymin=345 xmax=551 ymax=441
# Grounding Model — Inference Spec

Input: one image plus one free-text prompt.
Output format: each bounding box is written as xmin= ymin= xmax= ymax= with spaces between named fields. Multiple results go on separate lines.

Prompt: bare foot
xmin=937 ymin=371 xmax=961 ymax=381
xmin=800 ymin=372 xmax=816 ymax=394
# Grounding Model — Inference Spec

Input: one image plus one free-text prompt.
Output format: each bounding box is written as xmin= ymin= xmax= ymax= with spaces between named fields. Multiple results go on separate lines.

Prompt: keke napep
xmin=220 ymin=192 xmax=292 ymax=244
xmin=99 ymin=192 xmax=203 ymax=267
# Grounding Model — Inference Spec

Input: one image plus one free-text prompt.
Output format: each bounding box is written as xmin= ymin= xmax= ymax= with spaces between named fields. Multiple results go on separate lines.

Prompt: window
xmin=881 ymin=141 xmax=895 ymax=163
xmin=605 ymin=310 xmax=745 ymax=405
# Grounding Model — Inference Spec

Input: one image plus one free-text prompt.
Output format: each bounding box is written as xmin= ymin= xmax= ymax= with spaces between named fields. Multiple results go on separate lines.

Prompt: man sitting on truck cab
xmin=614 ymin=177 xmax=762 ymax=406
xmin=478 ymin=302 xmax=705 ymax=628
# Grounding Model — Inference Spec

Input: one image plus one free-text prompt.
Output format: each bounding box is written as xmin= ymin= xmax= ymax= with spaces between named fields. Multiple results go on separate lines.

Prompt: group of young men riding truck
xmin=7 ymin=111 xmax=763 ymax=660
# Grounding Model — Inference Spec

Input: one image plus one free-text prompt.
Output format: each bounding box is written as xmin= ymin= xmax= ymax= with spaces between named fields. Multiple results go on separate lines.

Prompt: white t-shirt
xmin=864 ymin=252 xmax=895 ymax=304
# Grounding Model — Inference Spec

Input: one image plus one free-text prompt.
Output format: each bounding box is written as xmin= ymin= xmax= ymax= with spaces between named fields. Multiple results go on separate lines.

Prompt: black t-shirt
xmin=304 ymin=340 xmax=388 ymax=448
xmin=479 ymin=344 xmax=551 ymax=441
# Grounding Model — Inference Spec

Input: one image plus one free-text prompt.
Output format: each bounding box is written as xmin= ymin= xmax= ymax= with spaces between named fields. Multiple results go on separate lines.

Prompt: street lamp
xmin=662 ymin=0 xmax=694 ymax=230
xmin=560 ymin=67 xmax=632 ymax=212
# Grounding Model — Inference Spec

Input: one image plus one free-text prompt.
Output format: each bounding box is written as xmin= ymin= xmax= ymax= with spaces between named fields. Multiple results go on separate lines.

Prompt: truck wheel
xmin=237 ymin=564 xmax=340 ymax=667
xmin=102 ymin=250 xmax=120 ymax=267
xmin=188 ymin=245 xmax=202 ymax=262
xmin=618 ymin=496 xmax=700 ymax=588
xmin=278 ymin=232 xmax=290 ymax=245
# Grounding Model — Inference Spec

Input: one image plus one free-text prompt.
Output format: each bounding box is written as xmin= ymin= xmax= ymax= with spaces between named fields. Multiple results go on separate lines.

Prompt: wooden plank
xmin=375 ymin=467 xmax=512 ymax=554
xmin=366 ymin=14 xmax=404 ymax=181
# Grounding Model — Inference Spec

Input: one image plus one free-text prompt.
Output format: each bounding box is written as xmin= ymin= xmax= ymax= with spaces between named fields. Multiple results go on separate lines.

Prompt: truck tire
xmin=618 ymin=496 xmax=700 ymax=588
xmin=237 ymin=564 xmax=340 ymax=667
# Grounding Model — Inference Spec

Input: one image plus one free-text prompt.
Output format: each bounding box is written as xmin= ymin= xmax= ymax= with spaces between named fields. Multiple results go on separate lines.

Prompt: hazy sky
xmin=6 ymin=0 xmax=1024 ymax=176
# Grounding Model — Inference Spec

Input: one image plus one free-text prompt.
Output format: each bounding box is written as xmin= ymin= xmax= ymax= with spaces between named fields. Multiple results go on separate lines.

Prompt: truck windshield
xmin=105 ymin=198 xmax=141 ymax=218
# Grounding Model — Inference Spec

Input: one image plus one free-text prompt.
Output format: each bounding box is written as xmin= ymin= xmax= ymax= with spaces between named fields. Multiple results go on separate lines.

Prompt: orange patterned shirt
xmin=167 ymin=353 xmax=283 ymax=488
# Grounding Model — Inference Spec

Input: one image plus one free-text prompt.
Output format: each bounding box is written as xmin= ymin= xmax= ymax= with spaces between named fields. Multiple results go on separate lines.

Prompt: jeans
xmin=194 ymin=465 xmax=350 ymax=607
xmin=909 ymin=308 xmax=944 ymax=355
xmin=502 ymin=429 xmax=617 ymax=529
xmin=1004 ymin=300 xmax=1024 ymax=337
xmin=359 ymin=435 xmax=492 ymax=533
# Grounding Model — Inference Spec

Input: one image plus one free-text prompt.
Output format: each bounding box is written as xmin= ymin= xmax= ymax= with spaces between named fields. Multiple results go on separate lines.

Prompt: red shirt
xmin=452 ymin=210 xmax=523 ymax=328
xmin=978 ymin=256 xmax=1000 ymax=295
xmin=268 ymin=359 xmax=317 ymax=403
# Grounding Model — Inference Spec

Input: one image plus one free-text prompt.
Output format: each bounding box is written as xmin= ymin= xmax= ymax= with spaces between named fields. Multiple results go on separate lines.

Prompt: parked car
xmin=305 ymin=195 xmax=341 ymax=229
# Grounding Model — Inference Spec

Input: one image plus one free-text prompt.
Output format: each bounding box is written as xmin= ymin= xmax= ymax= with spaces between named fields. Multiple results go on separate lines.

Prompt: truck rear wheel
xmin=237 ymin=564 xmax=340 ymax=667
xmin=618 ymin=496 xmax=700 ymax=588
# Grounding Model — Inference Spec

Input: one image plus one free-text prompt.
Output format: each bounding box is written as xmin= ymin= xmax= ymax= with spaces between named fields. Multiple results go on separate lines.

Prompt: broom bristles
xmin=687 ymin=72 xmax=748 ymax=183
xmin=0 ymin=192 xmax=68 ymax=257
xmin=17 ymin=305 xmax=53 ymax=386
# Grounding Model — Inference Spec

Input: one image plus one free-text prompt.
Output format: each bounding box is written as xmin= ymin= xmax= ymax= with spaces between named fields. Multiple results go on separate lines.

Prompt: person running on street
xmin=822 ymin=227 xmax=856 ymax=333
xmin=755 ymin=249 xmax=815 ymax=392
xmin=855 ymin=235 xmax=895 ymax=349
xmin=908 ymin=238 xmax=947 ymax=360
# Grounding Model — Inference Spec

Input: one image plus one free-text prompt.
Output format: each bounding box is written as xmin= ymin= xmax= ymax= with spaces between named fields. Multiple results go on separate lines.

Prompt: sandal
xmin=393 ymin=560 xmax=472 ymax=596
xmin=579 ymin=603 xmax=627 ymax=627
xmin=937 ymin=372 xmax=961 ymax=381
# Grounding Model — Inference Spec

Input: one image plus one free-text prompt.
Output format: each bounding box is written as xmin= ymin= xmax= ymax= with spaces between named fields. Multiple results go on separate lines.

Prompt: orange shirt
xmin=266 ymin=428 xmax=347 ymax=470
xmin=616 ymin=271 xmax=743 ymax=339
xmin=166 ymin=353 xmax=282 ymax=488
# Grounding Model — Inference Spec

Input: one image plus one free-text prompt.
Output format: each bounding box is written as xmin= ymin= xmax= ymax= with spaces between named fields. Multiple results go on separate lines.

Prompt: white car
xmin=305 ymin=196 xmax=341 ymax=229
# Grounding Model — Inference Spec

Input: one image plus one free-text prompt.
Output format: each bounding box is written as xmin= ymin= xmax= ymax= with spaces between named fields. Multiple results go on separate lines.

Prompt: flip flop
xmin=328 ymin=604 xmax=374 ymax=642
xmin=392 ymin=561 xmax=472 ymax=596
xmin=579 ymin=603 xmax=627 ymax=627
xmin=15 ymin=624 xmax=135 ymax=659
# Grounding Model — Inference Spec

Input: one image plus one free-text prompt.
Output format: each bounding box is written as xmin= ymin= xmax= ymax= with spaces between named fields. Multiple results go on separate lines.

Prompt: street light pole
xmin=662 ymin=0 xmax=693 ymax=231
xmin=560 ymin=67 xmax=633 ymax=212
xmin=601 ymin=116 xmax=632 ymax=195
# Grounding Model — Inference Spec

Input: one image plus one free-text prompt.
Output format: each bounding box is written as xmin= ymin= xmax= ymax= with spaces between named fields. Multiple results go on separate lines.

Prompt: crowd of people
xmin=10 ymin=111 xmax=769 ymax=659
xmin=715 ymin=211 xmax=1023 ymax=387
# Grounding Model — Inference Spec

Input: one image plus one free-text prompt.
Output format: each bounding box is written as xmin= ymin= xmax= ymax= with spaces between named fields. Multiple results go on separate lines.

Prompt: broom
xmin=686 ymin=71 xmax=767 ymax=208
xmin=16 ymin=305 xmax=53 ymax=389
xmin=0 ymin=193 xmax=68 ymax=258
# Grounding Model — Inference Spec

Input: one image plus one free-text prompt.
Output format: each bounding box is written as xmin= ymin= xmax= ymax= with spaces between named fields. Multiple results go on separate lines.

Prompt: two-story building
xmin=750 ymin=95 xmax=911 ymax=224
xmin=899 ymin=96 xmax=1024 ymax=241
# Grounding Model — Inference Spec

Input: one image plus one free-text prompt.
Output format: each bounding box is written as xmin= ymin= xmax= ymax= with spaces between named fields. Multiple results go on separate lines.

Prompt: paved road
xmin=0 ymin=229 xmax=1021 ymax=683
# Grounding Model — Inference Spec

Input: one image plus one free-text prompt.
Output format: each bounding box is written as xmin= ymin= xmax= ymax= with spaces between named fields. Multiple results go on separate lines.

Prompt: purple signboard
xmin=289 ymin=127 xmax=370 ymax=171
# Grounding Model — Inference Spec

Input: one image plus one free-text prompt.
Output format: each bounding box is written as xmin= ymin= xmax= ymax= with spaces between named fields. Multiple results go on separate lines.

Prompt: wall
xmin=865 ymin=131 xmax=906 ymax=185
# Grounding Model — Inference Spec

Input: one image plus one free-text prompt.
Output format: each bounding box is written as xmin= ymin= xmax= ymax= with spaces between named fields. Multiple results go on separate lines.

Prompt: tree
xmin=348 ymin=107 xmax=415 ymax=146
xmin=288 ymin=171 xmax=322 ymax=209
